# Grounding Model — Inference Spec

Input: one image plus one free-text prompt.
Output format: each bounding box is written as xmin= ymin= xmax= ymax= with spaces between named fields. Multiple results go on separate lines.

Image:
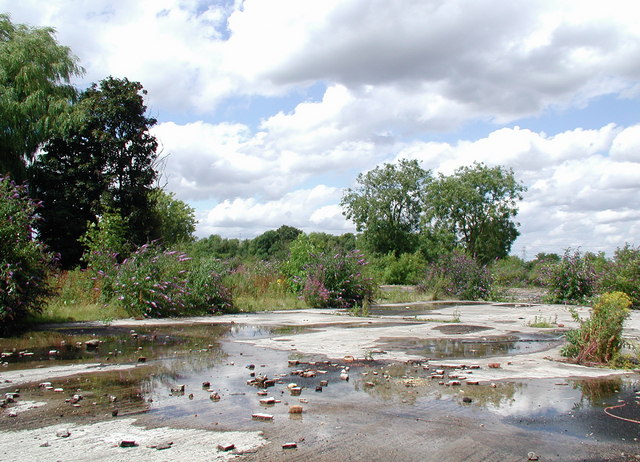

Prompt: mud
xmin=2 ymin=301 xmax=640 ymax=461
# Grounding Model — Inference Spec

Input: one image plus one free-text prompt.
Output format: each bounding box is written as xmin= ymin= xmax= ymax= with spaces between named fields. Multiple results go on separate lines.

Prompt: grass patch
xmin=229 ymin=293 xmax=308 ymax=312
xmin=377 ymin=286 xmax=433 ymax=304
xmin=527 ymin=315 xmax=557 ymax=328
xmin=34 ymin=301 xmax=128 ymax=324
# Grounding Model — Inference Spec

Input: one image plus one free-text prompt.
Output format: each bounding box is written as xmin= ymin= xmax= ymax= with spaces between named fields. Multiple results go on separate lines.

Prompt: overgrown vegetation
xmin=417 ymin=251 xmax=493 ymax=300
xmin=0 ymin=176 xmax=56 ymax=334
xmin=562 ymin=292 xmax=631 ymax=364
xmin=3 ymin=15 xmax=640 ymax=336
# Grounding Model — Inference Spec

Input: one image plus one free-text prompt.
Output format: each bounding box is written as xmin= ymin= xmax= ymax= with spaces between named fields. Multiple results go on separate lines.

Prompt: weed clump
xmin=562 ymin=292 xmax=631 ymax=364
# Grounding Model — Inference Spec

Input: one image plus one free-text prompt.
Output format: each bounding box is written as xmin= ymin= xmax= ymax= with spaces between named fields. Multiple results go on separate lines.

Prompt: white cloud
xmin=198 ymin=185 xmax=350 ymax=238
xmin=3 ymin=0 xmax=640 ymax=254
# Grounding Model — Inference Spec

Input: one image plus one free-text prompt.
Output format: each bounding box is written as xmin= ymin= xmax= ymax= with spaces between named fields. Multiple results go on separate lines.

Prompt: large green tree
xmin=341 ymin=159 xmax=432 ymax=255
xmin=0 ymin=14 xmax=83 ymax=180
xmin=426 ymin=162 xmax=526 ymax=263
xmin=29 ymin=77 xmax=160 ymax=267
xmin=150 ymin=189 xmax=196 ymax=247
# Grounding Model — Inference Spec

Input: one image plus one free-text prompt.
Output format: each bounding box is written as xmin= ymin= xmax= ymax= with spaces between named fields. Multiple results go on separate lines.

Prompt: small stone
xmin=56 ymin=429 xmax=71 ymax=438
xmin=202 ymin=381 xmax=211 ymax=388
xmin=282 ymin=442 xmax=297 ymax=449
xmin=289 ymin=387 xmax=302 ymax=396
xmin=260 ymin=397 xmax=276 ymax=405
xmin=85 ymin=339 xmax=100 ymax=350
xmin=319 ymin=380 xmax=328 ymax=387
xmin=8 ymin=410 xmax=18 ymax=417
xmin=488 ymin=363 xmax=501 ymax=369
xmin=364 ymin=382 xmax=375 ymax=388
xmin=137 ymin=357 xmax=146 ymax=363
xmin=54 ymin=388 xmax=64 ymax=393
xmin=217 ymin=443 xmax=235 ymax=451
xmin=315 ymin=386 xmax=323 ymax=392
xmin=210 ymin=392 xmax=221 ymax=401
xmin=462 ymin=397 xmax=473 ymax=403
xmin=527 ymin=451 xmax=539 ymax=461
xmin=119 ymin=440 xmax=137 ymax=448
xmin=112 ymin=409 xmax=119 ymax=417
xmin=155 ymin=442 xmax=173 ymax=450
xmin=289 ymin=405 xmax=303 ymax=414
xmin=252 ymin=413 xmax=273 ymax=421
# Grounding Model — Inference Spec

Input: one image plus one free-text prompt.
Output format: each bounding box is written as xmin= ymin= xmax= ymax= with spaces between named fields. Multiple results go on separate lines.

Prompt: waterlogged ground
xmin=2 ymin=302 xmax=640 ymax=461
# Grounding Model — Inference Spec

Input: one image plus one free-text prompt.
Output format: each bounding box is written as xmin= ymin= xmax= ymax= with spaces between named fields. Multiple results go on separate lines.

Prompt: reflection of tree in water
xmin=572 ymin=378 xmax=624 ymax=410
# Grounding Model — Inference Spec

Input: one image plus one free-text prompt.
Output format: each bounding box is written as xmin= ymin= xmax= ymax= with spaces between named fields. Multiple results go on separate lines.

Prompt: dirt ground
xmin=2 ymin=296 xmax=640 ymax=461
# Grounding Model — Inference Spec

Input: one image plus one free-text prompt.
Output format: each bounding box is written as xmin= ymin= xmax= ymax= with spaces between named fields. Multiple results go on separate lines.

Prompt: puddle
xmin=1 ymin=323 xmax=638 ymax=448
xmin=376 ymin=333 xmax=564 ymax=359
xmin=368 ymin=302 xmax=485 ymax=317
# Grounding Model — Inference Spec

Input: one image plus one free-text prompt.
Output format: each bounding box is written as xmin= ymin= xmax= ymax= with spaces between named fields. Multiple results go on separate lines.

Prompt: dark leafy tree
xmin=341 ymin=159 xmax=432 ymax=256
xmin=0 ymin=14 xmax=83 ymax=180
xmin=150 ymin=189 xmax=196 ymax=247
xmin=250 ymin=225 xmax=302 ymax=259
xmin=426 ymin=163 xmax=526 ymax=264
xmin=29 ymin=77 xmax=160 ymax=267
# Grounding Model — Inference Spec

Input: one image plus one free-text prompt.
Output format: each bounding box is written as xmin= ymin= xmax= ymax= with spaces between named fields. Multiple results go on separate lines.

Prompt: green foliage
xmin=373 ymin=252 xmax=427 ymax=285
xmin=425 ymin=163 xmax=526 ymax=264
xmin=0 ymin=14 xmax=83 ymax=180
xmin=491 ymin=255 xmax=531 ymax=287
xmin=249 ymin=225 xmax=302 ymax=260
xmin=29 ymin=77 xmax=160 ymax=267
xmin=598 ymin=244 xmax=640 ymax=308
xmin=562 ymin=292 xmax=631 ymax=364
xmin=189 ymin=234 xmax=246 ymax=260
xmin=150 ymin=189 xmax=196 ymax=247
xmin=281 ymin=233 xmax=320 ymax=293
xmin=104 ymin=244 xmax=232 ymax=318
xmin=0 ymin=176 xmax=55 ymax=334
xmin=78 ymin=207 xmax=129 ymax=274
xmin=543 ymin=249 xmax=598 ymax=305
xmin=418 ymin=251 xmax=493 ymax=300
xmin=341 ymin=159 xmax=432 ymax=255
xmin=299 ymin=249 xmax=376 ymax=309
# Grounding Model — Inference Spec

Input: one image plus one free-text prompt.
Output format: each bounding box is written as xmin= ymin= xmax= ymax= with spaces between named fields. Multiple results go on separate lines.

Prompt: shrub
xmin=223 ymin=259 xmax=286 ymax=299
xmin=598 ymin=244 xmax=640 ymax=308
xmin=491 ymin=255 xmax=531 ymax=287
xmin=281 ymin=234 xmax=320 ymax=293
xmin=105 ymin=244 xmax=232 ymax=317
xmin=418 ymin=251 xmax=492 ymax=300
xmin=562 ymin=292 xmax=631 ymax=364
xmin=299 ymin=249 xmax=376 ymax=308
xmin=0 ymin=176 xmax=56 ymax=334
xmin=543 ymin=249 xmax=598 ymax=304
xmin=380 ymin=252 xmax=426 ymax=285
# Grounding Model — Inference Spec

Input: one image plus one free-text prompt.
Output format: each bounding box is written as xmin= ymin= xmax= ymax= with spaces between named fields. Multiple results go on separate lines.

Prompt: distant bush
xmin=105 ymin=244 xmax=232 ymax=317
xmin=299 ymin=249 xmax=376 ymax=308
xmin=598 ymin=244 xmax=640 ymax=308
xmin=418 ymin=251 xmax=492 ymax=300
xmin=376 ymin=252 xmax=426 ymax=285
xmin=543 ymin=249 xmax=598 ymax=305
xmin=491 ymin=255 xmax=530 ymax=287
xmin=0 ymin=176 xmax=56 ymax=334
xmin=562 ymin=292 xmax=631 ymax=364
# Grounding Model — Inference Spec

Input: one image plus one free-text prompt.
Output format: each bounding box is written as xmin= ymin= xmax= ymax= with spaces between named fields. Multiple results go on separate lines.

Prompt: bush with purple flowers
xmin=0 ymin=176 xmax=56 ymax=334
xmin=103 ymin=243 xmax=232 ymax=317
xmin=543 ymin=249 xmax=598 ymax=305
xmin=418 ymin=251 xmax=493 ymax=300
xmin=298 ymin=249 xmax=376 ymax=309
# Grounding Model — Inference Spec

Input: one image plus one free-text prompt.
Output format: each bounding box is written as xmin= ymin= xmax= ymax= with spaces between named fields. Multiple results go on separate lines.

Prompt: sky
xmin=3 ymin=0 xmax=640 ymax=258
